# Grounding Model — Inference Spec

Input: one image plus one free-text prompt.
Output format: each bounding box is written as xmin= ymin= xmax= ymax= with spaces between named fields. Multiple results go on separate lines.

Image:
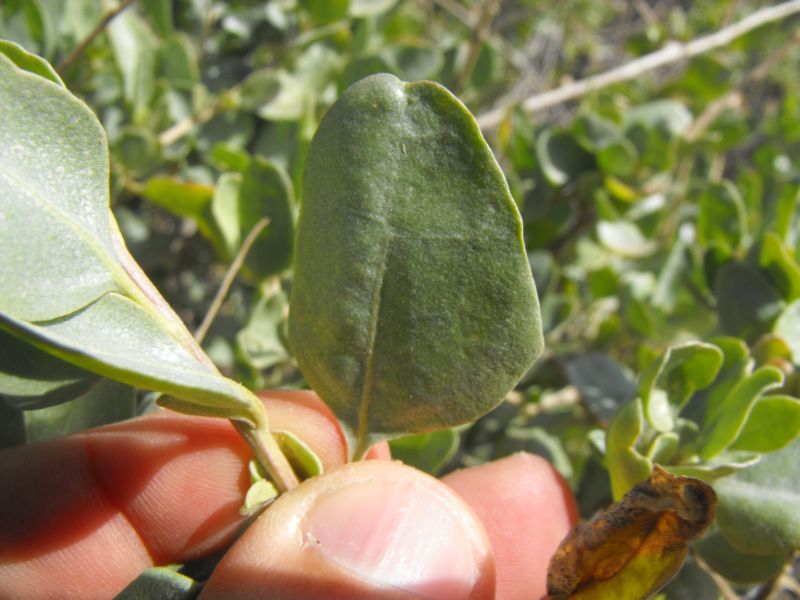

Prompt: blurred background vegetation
xmin=2 ymin=1 xmax=800 ymax=597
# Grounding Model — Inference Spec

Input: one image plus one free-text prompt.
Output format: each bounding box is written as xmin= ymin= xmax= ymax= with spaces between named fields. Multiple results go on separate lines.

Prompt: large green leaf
xmin=0 ymin=52 xmax=259 ymax=421
xmin=715 ymin=438 xmax=800 ymax=555
xmin=290 ymin=74 xmax=543 ymax=457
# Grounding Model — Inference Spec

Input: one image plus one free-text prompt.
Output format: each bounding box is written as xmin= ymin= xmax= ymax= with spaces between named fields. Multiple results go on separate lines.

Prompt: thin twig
xmin=159 ymin=93 xmax=233 ymax=147
xmin=194 ymin=217 xmax=270 ymax=344
xmin=56 ymin=0 xmax=137 ymax=74
xmin=426 ymin=0 xmax=526 ymax=71
xmin=452 ymin=0 xmax=501 ymax=94
xmin=686 ymin=29 xmax=800 ymax=141
xmin=692 ymin=551 xmax=741 ymax=600
xmin=476 ymin=0 xmax=800 ymax=129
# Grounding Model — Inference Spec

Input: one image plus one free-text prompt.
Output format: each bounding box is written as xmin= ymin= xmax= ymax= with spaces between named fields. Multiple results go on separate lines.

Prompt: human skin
xmin=0 ymin=391 xmax=577 ymax=599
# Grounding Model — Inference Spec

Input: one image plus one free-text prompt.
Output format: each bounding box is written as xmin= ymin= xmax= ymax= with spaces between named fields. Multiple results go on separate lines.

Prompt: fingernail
xmin=304 ymin=480 xmax=479 ymax=599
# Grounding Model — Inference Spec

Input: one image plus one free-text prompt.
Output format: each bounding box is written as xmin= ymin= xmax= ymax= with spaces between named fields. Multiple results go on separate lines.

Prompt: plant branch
xmin=476 ymin=0 xmax=800 ymax=129
xmin=195 ymin=217 xmax=270 ymax=344
xmin=452 ymin=0 xmax=501 ymax=94
xmin=159 ymin=94 xmax=232 ymax=147
xmin=233 ymin=417 xmax=300 ymax=492
xmin=56 ymin=0 xmax=137 ymax=74
xmin=686 ymin=29 xmax=800 ymax=141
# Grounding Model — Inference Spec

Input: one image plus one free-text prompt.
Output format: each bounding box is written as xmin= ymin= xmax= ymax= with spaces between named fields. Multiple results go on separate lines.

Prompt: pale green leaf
xmin=0 ymin=39 xmax=63 ymax=86
xmin=699 ymin=366 xmax=783 ymax=459
xmin=0 ymin=54 xmax=260 ymax=422
xmin=639 ymin=342 xmax=723 ymax=433
xmin=606 ymin=398 xmax=652 ymax=500
xmin=730 ymin=394 xmax=800 ymax=453
xmin=108 ymin=9 xmax=158 ymax=119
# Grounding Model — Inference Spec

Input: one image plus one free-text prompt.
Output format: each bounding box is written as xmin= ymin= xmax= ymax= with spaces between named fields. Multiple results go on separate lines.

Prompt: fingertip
xmin=442 ymin=452 xmax=578 ymax=600
xmin=201 ymin=461 xmax=494 ymax=600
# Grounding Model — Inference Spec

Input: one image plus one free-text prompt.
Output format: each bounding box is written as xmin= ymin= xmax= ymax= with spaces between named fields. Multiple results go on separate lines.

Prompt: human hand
xmin=0 ymin=391 xmax=577 ymax=599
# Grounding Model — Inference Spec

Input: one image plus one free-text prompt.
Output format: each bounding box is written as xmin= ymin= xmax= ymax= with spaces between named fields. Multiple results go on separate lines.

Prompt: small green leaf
xmin=606 ymin=398 xmax=652 ymax=500
xmin=239 ymin=157 xmax=295 ymax=279
xmin=290 ymin=74 xmax=543 ymax=457
xmin=211 ymin=172 xmax=243 ymax=256
xmin=703 ymin=336 xmax=751 ymax=421
xmin=699 ymin=366 xmax=783 ymax=459
xmin=597 ymin=221 xmax=655 ymax=258
xmin=667 ymin=451 xmax=760 ymax=481
xmin=274 ymin=430 xmax=324 ymax=480
xmin=639 ymin=342 xmax=723 ymax=433
xmin=536 ymin=128 xmax=595 ymax=186
xmin=107 ymin=9 xmax=158 ymax=120
xmin=241 ymin=478 xmax=279 ymax=516
xmin=236 ymin=289 xmax=290 ymax=371
xmin=730 ymin=394 xmax=800 ymax=453
xmin=715 ymin=438 xmax=800 ymax=555
xmin=390 ymin=429 xmax=459 ymax=475
xmin=141 ymin=177 xmax=215 ymax=223
xmin=159 ymin=34 xmax=199 ymax=88
xmin=0 ymin=39 xmax=63 ymax=86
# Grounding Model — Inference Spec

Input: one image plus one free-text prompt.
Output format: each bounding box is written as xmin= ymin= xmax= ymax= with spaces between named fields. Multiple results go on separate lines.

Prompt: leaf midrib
xmin=355 ymin=221 xmax=393 ymax=458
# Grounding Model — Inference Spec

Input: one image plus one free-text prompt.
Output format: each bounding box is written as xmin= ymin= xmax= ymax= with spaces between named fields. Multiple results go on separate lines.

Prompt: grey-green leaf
xmin=0 ymin=52 xmax=260 ymax=422
xmin=0 ymin=294 xmax=254 ymax=416
xmin=290 ymin=74 xmax=542 ymax=457
xmin=715 ymin=438 xmax=800 ymax=555
xmin=0 ymin=53 xmax=124 ymax=322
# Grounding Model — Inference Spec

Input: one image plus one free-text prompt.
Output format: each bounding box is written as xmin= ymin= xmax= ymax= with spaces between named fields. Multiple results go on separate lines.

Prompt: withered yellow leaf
xmin=546 ymin=465 xmax=717 ymax=600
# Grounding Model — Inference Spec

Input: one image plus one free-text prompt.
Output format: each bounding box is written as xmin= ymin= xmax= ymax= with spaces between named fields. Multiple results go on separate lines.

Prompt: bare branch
xmin=476 ymin=0 xmax=800 ymax=130
xmin=57 ymin=0 xmax=137 ymax=74
xmin=685 ymin=29 xmax=800 ymax=141
xmin=194 ymin=217 xmax=270 ymax=344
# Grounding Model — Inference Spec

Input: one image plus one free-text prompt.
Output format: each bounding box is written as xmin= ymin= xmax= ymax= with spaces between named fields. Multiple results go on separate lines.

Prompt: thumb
xmin=200 ymin=460 xmax=495 ymax=599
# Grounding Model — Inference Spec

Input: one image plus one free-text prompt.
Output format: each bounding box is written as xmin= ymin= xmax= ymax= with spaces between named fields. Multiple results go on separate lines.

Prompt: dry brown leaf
xmin=546 ymin=465 xmax=717 ymax=600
